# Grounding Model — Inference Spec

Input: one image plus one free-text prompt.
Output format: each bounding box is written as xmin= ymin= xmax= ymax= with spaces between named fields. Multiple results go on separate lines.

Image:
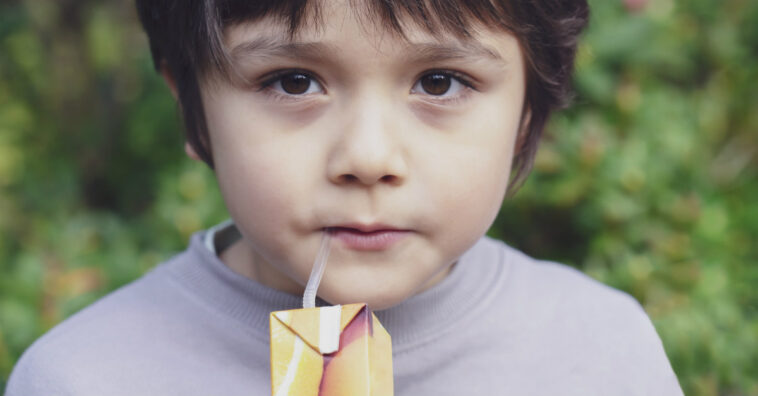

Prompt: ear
xmin=159 ymin=61 xmax=179 ymax=100
xmin=514 ymin=107 xmax=532 ymax=153
xmin=184 ymin=142 xmax=203 ymax=162
xmin=160 ymin=64 xmax=202 ymax=162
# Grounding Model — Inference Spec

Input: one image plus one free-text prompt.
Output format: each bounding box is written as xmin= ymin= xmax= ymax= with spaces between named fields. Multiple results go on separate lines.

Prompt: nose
xmin=326 ymin=96 xmax=408 ymax=186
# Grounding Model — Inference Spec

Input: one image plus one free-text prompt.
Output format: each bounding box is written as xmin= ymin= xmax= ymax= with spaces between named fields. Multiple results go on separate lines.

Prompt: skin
xmin=165 ymin=2 xmax=528 ymax=310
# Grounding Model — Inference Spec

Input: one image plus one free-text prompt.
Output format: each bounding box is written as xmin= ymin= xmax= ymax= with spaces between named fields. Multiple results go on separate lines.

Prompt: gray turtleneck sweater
xmin=6 ymin=229 xmax=683 ymax=395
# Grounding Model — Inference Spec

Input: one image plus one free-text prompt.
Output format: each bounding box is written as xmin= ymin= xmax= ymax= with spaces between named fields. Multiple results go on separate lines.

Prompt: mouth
xmin=323 ymin=224 xmax=411 ymax=251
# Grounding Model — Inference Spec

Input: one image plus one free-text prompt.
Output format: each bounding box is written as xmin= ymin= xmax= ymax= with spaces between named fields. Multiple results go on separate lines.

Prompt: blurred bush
xmin=0 ymin=0 xmax=756 ymax=395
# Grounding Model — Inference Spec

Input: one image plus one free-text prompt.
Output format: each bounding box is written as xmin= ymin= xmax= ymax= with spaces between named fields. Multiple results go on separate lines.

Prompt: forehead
xmin=223 ymin=1 xmax=520 ymax=66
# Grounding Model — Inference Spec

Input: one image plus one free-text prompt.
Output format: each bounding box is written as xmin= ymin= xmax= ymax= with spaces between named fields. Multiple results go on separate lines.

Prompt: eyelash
xmin=412 ymin=70 xmax=477 ymax=105
xmin=256 ymin=69 xmax=477 ymax=104
xmin=257 ymin=69 xmax=324 ymax=103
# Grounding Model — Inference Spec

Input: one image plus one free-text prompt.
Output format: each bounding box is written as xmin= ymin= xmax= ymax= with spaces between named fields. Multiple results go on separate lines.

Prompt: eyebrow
xmin=231 ymin=37 xmax=339 ymax=62
xmin=406 ymin=42 xmax=504 ymax=64
xmin=230 ymin=36 xmax=506 ymax=65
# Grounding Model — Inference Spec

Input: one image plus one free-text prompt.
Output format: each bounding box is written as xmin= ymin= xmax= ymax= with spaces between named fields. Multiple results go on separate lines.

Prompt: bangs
xmin=203 ymin=0 xmax=517 ymax=77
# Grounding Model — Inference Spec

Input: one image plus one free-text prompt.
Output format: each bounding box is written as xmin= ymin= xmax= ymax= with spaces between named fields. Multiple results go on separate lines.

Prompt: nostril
xmin=380 ymin=175 xmax=396 ymax=183
xmin=342 ymin=174 xmax=359 ymax=183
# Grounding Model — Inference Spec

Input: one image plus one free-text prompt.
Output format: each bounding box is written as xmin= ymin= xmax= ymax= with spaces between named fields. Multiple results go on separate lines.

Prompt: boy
xmin=6 ymin=0 xmax=683 ymax=395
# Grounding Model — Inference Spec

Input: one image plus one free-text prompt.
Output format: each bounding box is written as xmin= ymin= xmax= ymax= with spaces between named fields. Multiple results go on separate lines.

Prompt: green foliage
xmin=494 ymin=1 xmax=758 ymax=394
xmin=0 ymin=0 xmax=756 ymax=394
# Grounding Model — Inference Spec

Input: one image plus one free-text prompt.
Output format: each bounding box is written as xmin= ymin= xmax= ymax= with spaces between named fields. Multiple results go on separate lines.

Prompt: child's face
xmin=196 ymin=2 xmax=526 ymax=309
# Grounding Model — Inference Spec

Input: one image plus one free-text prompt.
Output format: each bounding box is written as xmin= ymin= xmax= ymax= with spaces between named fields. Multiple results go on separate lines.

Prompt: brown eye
xmin=280 ymin=73 xmax=312 ymax=94
xmin=420 ymin=73 xmax=452 ymax=95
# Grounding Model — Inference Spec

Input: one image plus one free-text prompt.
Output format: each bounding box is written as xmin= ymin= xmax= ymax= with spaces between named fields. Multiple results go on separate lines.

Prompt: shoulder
xmin=486 ymin=236 xmax=645 ymax=317
xmin=472 ymin=237 xmax=655 ymax=337
xmin=483 ymin=237 xmax=683 ymax=394
xmin=4 ymin=254 xmax=186 ymax=396
xmin=481 ymin=236 xmax=636 ymax=310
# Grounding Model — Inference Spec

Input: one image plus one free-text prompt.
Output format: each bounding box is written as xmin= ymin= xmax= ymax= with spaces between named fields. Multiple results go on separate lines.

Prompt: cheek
xmin=212 ymin=144 xmax=320 ymax=276
xmin=435 ymin=147 xmax=511 ymax=227
xmin=220 ymin=144 xmax=319 ymax=209
xmin=216 ymin=154 xmax=288 ymax=229
xmin=209 ymin=122 xmax=314 ymax=242
xmin=420 ymin=109 xmax=518 ymax=239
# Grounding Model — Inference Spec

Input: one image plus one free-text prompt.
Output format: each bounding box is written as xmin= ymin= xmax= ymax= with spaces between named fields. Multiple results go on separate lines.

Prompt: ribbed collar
xmin=163 ymin=230 xmax=509 ymax=352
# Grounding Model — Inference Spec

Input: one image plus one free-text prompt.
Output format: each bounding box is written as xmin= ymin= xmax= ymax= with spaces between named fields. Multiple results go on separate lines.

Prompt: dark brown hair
xmin=136 ymin=0 xmax=589 ymax=191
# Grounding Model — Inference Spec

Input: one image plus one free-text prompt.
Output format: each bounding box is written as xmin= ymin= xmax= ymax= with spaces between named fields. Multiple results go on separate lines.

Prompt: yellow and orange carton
xmin=270 ymin=303 xmax=393 ymax=396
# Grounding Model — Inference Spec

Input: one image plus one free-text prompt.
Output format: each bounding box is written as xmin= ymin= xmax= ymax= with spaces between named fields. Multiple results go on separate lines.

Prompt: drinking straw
xmin=302 ymin=230 xmax=332 ymax=309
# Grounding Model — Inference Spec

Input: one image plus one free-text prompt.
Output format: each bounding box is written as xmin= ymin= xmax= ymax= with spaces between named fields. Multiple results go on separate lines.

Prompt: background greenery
xmin=0 ymin=0 xmax=756 ymax=394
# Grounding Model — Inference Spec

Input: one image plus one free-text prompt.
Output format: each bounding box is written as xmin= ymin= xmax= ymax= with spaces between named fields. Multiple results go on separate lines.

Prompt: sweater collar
xmin=167 ymin=226 xmax=508 ymax=351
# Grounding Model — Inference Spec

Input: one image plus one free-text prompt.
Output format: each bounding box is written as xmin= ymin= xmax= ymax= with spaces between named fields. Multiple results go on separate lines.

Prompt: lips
xmin=325 ymin=224 xmax=411 ymax=251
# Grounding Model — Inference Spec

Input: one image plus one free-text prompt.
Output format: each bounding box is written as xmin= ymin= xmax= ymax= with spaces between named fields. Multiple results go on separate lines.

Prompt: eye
xmin=265 ymin=72 xmax=324 ymax=95
xmin=411 ymin=72 xmax=468 ymax=97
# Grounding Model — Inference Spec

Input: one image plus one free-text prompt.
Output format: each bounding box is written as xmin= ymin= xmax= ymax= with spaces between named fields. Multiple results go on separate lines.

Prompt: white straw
xmin=302 ymin=231 xmax=332 ymax=309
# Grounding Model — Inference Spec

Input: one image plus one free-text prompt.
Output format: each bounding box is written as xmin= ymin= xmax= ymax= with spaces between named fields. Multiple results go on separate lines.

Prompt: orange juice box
xmin=270 ymin=303 xmax=393 ymax=396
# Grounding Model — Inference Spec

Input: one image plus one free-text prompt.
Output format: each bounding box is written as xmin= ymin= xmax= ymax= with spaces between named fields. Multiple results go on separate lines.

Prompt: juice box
xmin=270 ymin=303 xmax=393 ymax=396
